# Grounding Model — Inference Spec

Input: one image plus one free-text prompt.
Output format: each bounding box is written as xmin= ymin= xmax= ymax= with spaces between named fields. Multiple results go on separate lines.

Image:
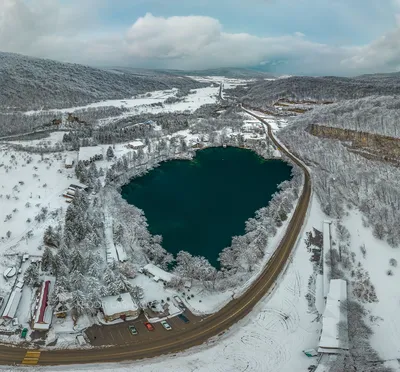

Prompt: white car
xmin=173 ymin=295 xmax=184 ymax=308
xmin=161 ymin=320 xmax=172 ymax=331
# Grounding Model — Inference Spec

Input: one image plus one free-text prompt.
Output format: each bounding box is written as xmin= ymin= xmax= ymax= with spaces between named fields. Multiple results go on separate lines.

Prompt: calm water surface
xmin=121 ymin=147 xmax=292 ymax=267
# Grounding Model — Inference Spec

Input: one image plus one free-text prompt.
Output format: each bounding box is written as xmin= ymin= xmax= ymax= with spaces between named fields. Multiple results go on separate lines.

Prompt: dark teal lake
xmin=121 ymin=147 xmax=292 ymax=268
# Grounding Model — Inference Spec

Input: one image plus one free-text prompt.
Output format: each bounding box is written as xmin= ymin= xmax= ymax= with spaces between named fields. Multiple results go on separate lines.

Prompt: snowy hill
xmin=0 ymin=52 xmax=204 ymax=111
xmin=235 ymin=74 xmax=400 ymax=110
xmin=160 ymin=67 xmax=274 ymax=79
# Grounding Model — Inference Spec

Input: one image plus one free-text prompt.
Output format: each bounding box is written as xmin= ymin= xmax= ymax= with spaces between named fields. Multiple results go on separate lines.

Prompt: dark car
xmin=177 ymin=314 xmax=190 ymax=323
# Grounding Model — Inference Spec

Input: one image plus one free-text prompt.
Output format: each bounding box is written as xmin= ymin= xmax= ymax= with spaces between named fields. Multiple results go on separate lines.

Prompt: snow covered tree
xmin=71 ymin=290 xmax=88 ymax=315
xmin=43 ymin=225 xmax=60 ymax=248
xmin=24 ymin=263 xmax=40 ymax=287
xmin=75 ymin=160 xmax=88 ymax=184
xmin=106 ymin=146 xmax=114 ymax=160
xmin=130 ymin=286 xmax=144 ymax=305
xmin=41 ymin=246 xmax=54 ymax=272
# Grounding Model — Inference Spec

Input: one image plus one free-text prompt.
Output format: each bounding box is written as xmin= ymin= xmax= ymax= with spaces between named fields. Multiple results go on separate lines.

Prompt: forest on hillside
xmin=0 ymin=52 xmax=204 ymax=111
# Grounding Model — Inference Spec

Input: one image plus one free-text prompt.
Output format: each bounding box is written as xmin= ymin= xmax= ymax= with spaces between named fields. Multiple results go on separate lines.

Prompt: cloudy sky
xmin=1 ymin=0 xmax=400 ymax=75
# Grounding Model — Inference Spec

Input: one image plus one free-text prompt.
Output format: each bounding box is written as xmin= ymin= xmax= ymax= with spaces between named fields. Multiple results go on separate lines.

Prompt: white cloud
xmin=1 ymin=1 xmax=400 ymax=75
xmin=125 ymin=13 xmax=222 ymax=59
xmin=341 ymin=27 xmax=400 ymax=71
xmin=122 ymin=14 xmax=350 ymax=73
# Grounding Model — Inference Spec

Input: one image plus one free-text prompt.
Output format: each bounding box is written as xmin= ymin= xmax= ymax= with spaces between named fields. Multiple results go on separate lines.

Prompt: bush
xmin=387 ymin=269 xmax=394 ymax=276
xmin=360 ymin=245 xmax=366 ymax=259
xmin=389 ymin=258 xmax=397 ymax=267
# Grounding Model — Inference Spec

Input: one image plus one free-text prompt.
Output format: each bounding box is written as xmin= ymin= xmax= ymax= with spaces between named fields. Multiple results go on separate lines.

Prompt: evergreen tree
xmin=71 ymin=290 xmax=87 ymax=315
xmin=106 ymin=146 xmax=114 ymax=160
xmin=24 ymin=263 xmax=40 ymax=287
xmin=43 ymin=225 xmax=60 ymax=248
xmin=41 ymin=246 xmax=54 ymax=272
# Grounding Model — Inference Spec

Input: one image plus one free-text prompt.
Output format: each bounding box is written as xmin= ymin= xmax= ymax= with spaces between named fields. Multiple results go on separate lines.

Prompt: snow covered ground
xmin=23 ymin=86 xmax=220 ymax=119
xmin=243 ymin=110 xmax=290 ymax=132
xmin=339 ymin=210 xmax=400 ymax=363
xmin=33 ymin=195 xmax=325 ymax=372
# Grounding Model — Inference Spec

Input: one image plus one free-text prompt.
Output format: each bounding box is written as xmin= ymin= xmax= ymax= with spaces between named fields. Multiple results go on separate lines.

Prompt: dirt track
xmin=2 ymin=108 xmax=312 ymax=366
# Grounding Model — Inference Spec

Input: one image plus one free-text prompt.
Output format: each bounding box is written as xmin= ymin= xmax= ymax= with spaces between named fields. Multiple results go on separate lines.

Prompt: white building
xmin=2 ymin=289 xmax=22 ymax=319
xmin=127 ymin=140 xmax=145 ymax=150
xmin=143 ymin=263 xmax=175 ymax=284
xmin=65 ymin=156 xmax=75 ymax=168
xmin=318 ymin=279 xmax=349 ymax=354
xmin=101 ymin=293 xmax=140 ymax=322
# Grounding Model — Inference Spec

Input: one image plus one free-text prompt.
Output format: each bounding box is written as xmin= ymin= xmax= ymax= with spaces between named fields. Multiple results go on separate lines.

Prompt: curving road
xmin=0 ymin=107 xmax=311 ymax=366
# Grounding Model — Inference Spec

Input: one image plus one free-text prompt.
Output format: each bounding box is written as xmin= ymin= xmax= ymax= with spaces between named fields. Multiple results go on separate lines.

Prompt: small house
xmin=101 ymin=293 xmax=139 ymax=322
xmin=52 ymin=119 xmax=62 ymax=126
xmin=127 ymin=140 xmax=145 ymax=150
xmin=65 ymin=156 xmax=75 ymax=169
xmin=143 ymin=264 xmax=175 ymax=285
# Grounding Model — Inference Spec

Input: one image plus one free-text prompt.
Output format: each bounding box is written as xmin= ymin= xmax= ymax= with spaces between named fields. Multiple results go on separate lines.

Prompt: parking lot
xmin=85 ymin=310 xmax=200 ymax=347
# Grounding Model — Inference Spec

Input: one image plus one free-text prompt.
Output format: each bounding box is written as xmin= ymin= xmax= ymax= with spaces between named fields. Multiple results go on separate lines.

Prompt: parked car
xmin=144 ymin=322 xmax=154 ymax=331
xmin=173 ymin=295 xmax=184 ymax=308
xmin=20 ymin=328 xmax=28 ymax=339
xmin=161 ymin=320 xmax=172 ymax=331
xmin=177 ymin=314 xmax=190 ymax=323
xmin=129 ymin=325 xmax=138 ymax=335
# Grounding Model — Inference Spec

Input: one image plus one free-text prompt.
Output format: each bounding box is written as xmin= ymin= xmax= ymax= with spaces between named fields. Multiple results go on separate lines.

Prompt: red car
xmin=144 ymin=322 xmax=155 ymax=331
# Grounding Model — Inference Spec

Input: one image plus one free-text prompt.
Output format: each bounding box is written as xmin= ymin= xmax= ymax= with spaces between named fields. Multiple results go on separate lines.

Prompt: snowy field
xmin=23 ymin=86 xmax=220 ymax=119
xmin=25 ymin=195 xmax=325 ymax=372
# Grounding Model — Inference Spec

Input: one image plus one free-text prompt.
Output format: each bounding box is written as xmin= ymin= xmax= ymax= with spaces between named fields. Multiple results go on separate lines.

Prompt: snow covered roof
xmin=127 ymin=140 xmax=145 ymax=148
xmin=3 ymin=267 xmax=16 ymax=279
xmin=143 ymin=264 xmax=175 ymax=283
xmin=318 ymin=279 xmax=348 ymax=353
xmin=78 ymin=146 xmax=103 ymax=162
xmin=2 ymin=289 xmax=22 ymax=319
xmin=65 ymin=156 xmax=74 ymax=165
xmin=101 ymin=293 xmax=138 ymax=316
xmin=115 ymin=244 xmax=127 ymax=262
xmin=327 ymin=278 xmax=347 ymax=301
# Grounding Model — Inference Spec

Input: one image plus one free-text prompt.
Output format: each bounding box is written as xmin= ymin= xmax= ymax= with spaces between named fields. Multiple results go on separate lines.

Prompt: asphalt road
xmin=0 ymin=108 xmax=311 ymax=366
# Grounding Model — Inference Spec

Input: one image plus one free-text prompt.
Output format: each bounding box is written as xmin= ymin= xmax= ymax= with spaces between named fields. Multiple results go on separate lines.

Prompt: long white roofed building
xmin=318 ymin=279 xmax=349 ymax=354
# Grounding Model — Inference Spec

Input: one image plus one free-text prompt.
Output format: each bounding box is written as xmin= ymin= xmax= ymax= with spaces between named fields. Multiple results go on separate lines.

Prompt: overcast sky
xmin=1 ymin=0 xmax=400 ymax=75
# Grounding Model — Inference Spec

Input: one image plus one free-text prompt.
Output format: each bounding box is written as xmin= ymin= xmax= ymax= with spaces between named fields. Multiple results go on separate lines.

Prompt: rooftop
xmin=318 ymin=279 xmax=349 ymax=353
xmin=101 ymin=293 xmax=138 ymax=316
xmin=143 ymin=263 xmax=175 ymax=283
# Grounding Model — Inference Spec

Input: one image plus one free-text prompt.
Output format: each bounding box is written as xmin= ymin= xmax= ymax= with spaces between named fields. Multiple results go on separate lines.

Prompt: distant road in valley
xmin=0 ymin=107 xmax=312 ymax=367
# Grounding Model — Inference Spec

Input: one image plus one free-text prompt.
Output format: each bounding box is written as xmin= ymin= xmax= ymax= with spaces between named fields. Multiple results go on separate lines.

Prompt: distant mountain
xmin=160 ymin=67 xmax=275 ymax=79
xmin=236 ymin=74 xmax=400 ymax=110
xmin=0 ymin=52 xmax=204 ymax=111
